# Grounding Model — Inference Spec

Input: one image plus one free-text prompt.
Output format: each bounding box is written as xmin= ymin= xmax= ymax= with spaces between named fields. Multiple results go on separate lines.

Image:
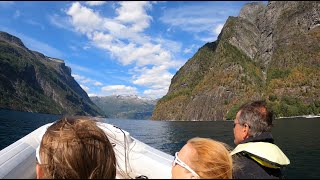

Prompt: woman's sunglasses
xmin=172 ymin=152 xmax=200 ymax=178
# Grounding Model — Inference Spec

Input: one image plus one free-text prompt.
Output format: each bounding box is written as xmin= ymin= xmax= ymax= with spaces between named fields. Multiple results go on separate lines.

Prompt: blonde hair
xmin=187 ymin=137 xmax=233 ymax=179
xmin=38 ymin=116 xmax=116 ymax=179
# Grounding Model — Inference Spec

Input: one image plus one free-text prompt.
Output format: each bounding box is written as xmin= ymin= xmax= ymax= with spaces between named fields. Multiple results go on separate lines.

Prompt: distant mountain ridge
xmin=152 ymin=1 xmax=320 ymax=121
xmin=91 ymin=95 xmax=158 ymax=120
xmin=0 ymin=31 xmax=103 ymax=116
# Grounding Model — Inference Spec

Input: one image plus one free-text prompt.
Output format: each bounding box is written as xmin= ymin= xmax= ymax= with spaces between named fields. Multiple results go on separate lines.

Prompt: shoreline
xmin=276 ymin=114 xmax=320 ymax=119
xmin=151 ymin=114 xmax=320 ymax=121
xmin=2 ymin=108 xmax=320 ymax=121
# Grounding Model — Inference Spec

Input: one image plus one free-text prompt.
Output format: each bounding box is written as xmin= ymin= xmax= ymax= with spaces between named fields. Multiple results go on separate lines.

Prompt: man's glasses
xmin=233 ymin=122 xmax=241 ymax=128
xmin=172 ymin=152 xmax=200 ymax=178
xmin=233 ymin=122 xmax=250 ymax=128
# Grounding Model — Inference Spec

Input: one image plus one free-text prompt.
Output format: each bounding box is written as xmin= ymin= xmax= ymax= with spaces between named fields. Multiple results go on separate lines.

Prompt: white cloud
xmin=88 ymin=93 xmax=98 ymax=97
xmin=25 ymin=19 xmax=45 ymax=30
xmin=65 ymin=2 xmax=185 ymax=98
xmin=214 ymin=24 xmax=224 ymax=35
xmin=161 ymin=16 xmax=221 ymax=33
xmin=69 ymin=63 xmax=94 ymax=73
xmin=72 ymin=74 xmax=103 ymax=87
xmin=101 ymin=85 xmax=138 ymax=95
xmin=80 ymin=84 xmax=90 ymax=92
xmin=66 ymin=2 xmax=104 ymax=34
xmin=13 ymin=10 xmax=20 ymax=19
xmin=69 ymin=45 xmax=77 ymax=51
xmin=68 ymin=63 xmax=116 ymax=83
xmin=160 ymin=4 xmax=229 ymax=32
xmin=94 ymin=82 xmax=103 ymax=86
xmin=72 ymin=74 xmax=86 ymax=81
xmin=154 ymin=37 xmax=182 ymax=53
xmin=132 ymin=65 xmax=173 ymax=89
xmin=66 ymin=1 xmax=170 ymax=65
xmin=200 ymin=37 xmax=215 ymax=43
xmin=85 ymin=1 xmax=107 ymax=6
xmin=183 ymin=44 xmax=197 ymax=54
xmin=183 ymin=48 xmax=192 ymax=54
xmin=143 ymin=88 xmax=168 ymax=99
xmin=83 ymin=45 xmax=90 ymax=50
xmin=194 ymin=34 xmax=216 ymax=43
xmin=159 ymin=3 xmax=235 ymax=41
xmin=67 ymin=2 xmax=174 ymax=66
xmin=91 ymin=31 xmax=114 ymax=46
xmin=115 ymin=1 xmax=152 ymax=32
xmin=118 ymin=43 xmax=172 ymax=66
xmin=49 ymin=14 xmax=74 ymax=31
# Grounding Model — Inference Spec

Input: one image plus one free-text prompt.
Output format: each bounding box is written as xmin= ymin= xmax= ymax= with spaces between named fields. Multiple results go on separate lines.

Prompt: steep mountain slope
xmin=152 ymin=1 xmax=320 ymax=121
xmin=0 ymin=31 xmax=103 ymax=116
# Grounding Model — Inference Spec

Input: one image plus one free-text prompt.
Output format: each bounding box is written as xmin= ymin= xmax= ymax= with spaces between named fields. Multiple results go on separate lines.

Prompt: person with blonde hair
xmin=171 ymin=137 xmax=233 ymax=179
xmin=36 ymin=116 xmax=117 ymax=179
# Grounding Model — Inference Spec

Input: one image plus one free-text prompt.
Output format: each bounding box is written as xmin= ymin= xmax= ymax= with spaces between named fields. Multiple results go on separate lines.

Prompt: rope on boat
xmin=113 ymin=125 xmax=133 ymax=179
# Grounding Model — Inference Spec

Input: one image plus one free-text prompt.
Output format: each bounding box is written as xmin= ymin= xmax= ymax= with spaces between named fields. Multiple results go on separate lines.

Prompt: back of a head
xmin=38 ymin=116 xmax=116 ymax=179
xmin=238 ymin=100 xmax=274 ymax=136
xmin=187 ymin=138 xmax=233 ymax=179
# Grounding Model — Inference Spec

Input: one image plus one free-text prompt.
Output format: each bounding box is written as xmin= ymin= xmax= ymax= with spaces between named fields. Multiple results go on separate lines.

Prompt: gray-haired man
xmin=231 ymin=100 xmax=290 ymax=179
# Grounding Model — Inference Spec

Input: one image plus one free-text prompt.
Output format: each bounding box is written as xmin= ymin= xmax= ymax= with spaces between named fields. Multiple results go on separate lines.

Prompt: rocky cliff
xmin=152 ymin=1 xmax=320 ymax=121
xmin=0 ymin=31 xmax=103 ymax=116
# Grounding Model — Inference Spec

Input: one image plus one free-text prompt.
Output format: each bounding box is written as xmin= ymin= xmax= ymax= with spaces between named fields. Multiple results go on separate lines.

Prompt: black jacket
xmin=232 ymin=132 xmax=286 ymax=179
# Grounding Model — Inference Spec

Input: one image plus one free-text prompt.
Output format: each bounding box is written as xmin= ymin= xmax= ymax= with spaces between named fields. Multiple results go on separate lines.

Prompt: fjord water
xmin=1 ymin=109 xmax=319 ymax=178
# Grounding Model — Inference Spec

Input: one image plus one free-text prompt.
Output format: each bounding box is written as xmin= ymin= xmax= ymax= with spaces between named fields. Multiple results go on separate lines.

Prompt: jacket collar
xmin=241 ymin=132 xmax=274 ymax=144
xmin=231 ymin=141 xmax=290 ymax=167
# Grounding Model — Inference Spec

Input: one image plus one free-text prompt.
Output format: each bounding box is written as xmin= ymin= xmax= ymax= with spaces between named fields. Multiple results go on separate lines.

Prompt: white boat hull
xmin=0 ymin=122 xmax=173 ymax=179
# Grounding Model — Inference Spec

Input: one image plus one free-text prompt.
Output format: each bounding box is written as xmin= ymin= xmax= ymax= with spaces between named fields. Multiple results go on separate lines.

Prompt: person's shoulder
xmin=233 ymin=153 xmax=260 ymax=168
xmin=233 ymin=154 xmax=280 ymax=179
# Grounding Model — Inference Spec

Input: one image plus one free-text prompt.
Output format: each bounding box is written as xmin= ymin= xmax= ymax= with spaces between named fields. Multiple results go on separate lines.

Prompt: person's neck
xmin=241 ymin=132 xmax=274 ymax=144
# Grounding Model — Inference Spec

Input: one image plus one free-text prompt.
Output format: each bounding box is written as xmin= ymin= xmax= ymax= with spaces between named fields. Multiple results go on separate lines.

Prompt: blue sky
xmin=0 ymin=1 xmax=266 ymax=99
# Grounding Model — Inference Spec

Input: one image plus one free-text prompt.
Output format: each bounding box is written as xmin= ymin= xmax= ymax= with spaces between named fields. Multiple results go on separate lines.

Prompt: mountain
xmin=152 ymin=1 xmax=320 ymax=121
xmin=91 ymin=95 xmax=157 ymax=119
xmin=0 ymin=31 xmax=103 ymax=116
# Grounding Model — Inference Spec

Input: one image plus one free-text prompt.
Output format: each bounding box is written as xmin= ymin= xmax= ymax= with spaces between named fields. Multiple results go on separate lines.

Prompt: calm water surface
xmin=1 ymin=109 xmax=319 ymax=178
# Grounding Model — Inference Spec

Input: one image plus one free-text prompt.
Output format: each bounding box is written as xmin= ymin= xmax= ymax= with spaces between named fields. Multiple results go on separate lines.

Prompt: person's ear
xmin=36 ymin=164 xmax=43 ymax=179
xmin=242 ymin=123 xmax=250 ymax=138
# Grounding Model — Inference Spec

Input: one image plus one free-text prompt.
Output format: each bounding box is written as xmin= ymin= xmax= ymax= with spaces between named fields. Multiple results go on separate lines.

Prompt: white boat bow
xmin=0 ymin=122 xmax=173 ymax=179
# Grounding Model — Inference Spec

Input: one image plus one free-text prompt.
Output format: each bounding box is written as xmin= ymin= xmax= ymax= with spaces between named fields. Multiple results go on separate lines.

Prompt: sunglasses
xmin=36 ymin=145 xmax=42 ymax=164
xmin=172 ymin=152 xmax=200 ymax=178
xmin=233 ymin=122 xmax=250 ymax=128
xmin=233 ymin=122 xmax=241 ymax=128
